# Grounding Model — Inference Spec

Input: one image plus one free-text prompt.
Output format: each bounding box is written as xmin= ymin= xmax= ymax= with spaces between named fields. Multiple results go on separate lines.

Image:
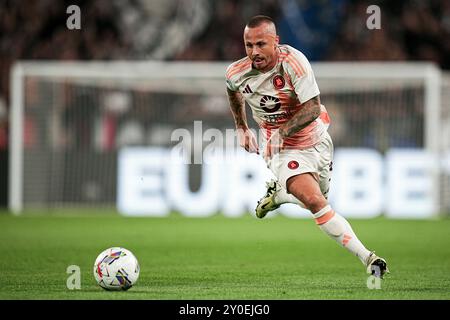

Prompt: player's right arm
xmin=226 ymin=87 xmax=247 ymax=130
xmin=226 ymin=87 xmax=259 ymax=154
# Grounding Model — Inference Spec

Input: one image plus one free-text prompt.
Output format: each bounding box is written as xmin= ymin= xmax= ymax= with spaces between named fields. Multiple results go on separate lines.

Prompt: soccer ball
xmin=93 ymin=247 xmax=140 ymax=291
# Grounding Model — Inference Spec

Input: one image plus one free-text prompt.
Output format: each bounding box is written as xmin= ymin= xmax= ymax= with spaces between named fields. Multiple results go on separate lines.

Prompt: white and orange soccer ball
xmin=93 ymin=247 xmax=140 ymax=291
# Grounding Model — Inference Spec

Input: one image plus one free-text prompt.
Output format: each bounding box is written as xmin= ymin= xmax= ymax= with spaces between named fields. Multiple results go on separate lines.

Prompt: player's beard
xmin=253 ymin=56 xmax=275 ymax=72
xmin=253 ymin=57 xmax=266 ymax=70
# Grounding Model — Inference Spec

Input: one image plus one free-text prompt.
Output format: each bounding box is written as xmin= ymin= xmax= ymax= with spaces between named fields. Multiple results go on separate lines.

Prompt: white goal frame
xmin=9 ymin=61 xmax=442 ymax=214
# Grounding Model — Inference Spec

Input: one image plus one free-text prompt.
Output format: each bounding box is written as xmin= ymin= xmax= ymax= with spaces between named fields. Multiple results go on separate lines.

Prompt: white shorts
xmin=266 ymin=131 xmax=334 ymax=198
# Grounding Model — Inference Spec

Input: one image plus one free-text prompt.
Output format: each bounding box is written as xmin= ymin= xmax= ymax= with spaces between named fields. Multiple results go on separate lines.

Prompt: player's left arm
xmin=278 ymin=95 xmax=321 ymax=138
xmin=264 ymin=50 xmax=321 ymax=159
xmin=264 ymin=95 xmax=320 ymax=160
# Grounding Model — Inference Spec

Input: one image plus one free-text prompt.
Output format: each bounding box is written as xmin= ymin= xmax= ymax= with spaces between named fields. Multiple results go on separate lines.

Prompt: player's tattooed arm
xmin=227 ymin=88 xmax=259 ymax=154
xmin=279 ymin=95 xmax=321 ymax=138
xmin=227 ymin=88 xmax=248 ymax=129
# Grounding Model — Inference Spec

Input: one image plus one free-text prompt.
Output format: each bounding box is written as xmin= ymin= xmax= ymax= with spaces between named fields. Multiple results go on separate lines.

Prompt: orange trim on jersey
xmin=226 ymin=62 xmax=251 ymax=79
xmin=278 ymin=52 xmax=288 ymax=63
xmin=282 ymin=55 xmax=302 ymax=77
xmin=291 ymin=53 xmax=307 ymax=74
xmin=278 ymin=52 xmax=306 ymax=78
xmin=284 ymin=72 xmax=295 ymax=90
xmin=282 ymin=128 xmax=317 ymax=148
xmin=286 ymin=55 xmax=306 ymax=78
xmin=315 ymin=210 xmax=335 ymax=225
xmin=228 ymin=59 xmax=249 ymax=72
xmin=226 ymin=62 xmax=249 ymax=78
xmin=277 ymin=93 xmax=293 ymax=106
xmin=319 ymin=111 xmax=331 ymax=124
xmin=226 ymin=60 xmax=247 ymax=78
xmin=226 ymin=60 xmax=252 ymax=79
xmin=227 ymin=58 xmax=250 ymax=73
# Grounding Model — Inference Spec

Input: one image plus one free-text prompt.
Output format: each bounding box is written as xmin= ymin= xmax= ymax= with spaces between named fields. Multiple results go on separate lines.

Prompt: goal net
xmin=9 ymin=61 xmax=448 ymax=217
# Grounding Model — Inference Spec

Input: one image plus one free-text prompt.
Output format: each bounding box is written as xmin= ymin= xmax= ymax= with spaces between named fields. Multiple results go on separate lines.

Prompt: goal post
xmin=9 ymin=63 xmax=24 ymax=215
xmin=9 ymin=61 xmax=231 ymax=215
xmin=9 ymin=61 xmax=446 ymax=217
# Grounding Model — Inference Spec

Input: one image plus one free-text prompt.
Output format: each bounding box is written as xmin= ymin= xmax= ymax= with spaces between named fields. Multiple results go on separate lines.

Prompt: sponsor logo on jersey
xmin=260 ymin=95 xmax=281 ymax=113
xmin=272 ymin=75 xmax=285 ymax=90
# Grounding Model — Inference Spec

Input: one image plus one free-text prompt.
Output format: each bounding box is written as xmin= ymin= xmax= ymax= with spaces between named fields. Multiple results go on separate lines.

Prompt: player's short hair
xmin=246 ymin=15 xmax=276 ymax=29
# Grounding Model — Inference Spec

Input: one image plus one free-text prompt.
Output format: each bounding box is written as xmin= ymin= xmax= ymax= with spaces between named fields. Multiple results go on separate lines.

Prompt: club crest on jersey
xmin=260 ymin=95 xmax=281 ymax=113
xmin=288 ymin=160 xmax=299 ymax=170
xmin=272 ymin=75 xmax=285 ymax=90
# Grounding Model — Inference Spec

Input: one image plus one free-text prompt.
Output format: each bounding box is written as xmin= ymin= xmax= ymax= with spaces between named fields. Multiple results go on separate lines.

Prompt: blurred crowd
xmin=176 ymin=0 xmax=450 ymax=68
xmin=328 ymin=0 xmax=450 ymax=68
xmin=1 ymin=0 xmax=450 ymax=151
xmin=0 ymin=0 xmax=128 ymax=104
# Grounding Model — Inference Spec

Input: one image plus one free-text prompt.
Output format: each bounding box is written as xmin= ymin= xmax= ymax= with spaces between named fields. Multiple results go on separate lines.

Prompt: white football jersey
xmin=226 ymin=44 xmax=330 ymax=149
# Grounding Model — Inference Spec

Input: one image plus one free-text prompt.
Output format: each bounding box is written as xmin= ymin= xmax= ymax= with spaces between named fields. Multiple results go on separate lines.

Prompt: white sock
xmin=274 ymin=186 xmax=306 ymax=208
xmin=313 ymin=205 xmax=371 ymax=265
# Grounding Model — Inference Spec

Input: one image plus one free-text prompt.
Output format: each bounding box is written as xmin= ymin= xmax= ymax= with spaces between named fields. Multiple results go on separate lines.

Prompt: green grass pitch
xmin=1 ymin=211 xmax=449 ymax=299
